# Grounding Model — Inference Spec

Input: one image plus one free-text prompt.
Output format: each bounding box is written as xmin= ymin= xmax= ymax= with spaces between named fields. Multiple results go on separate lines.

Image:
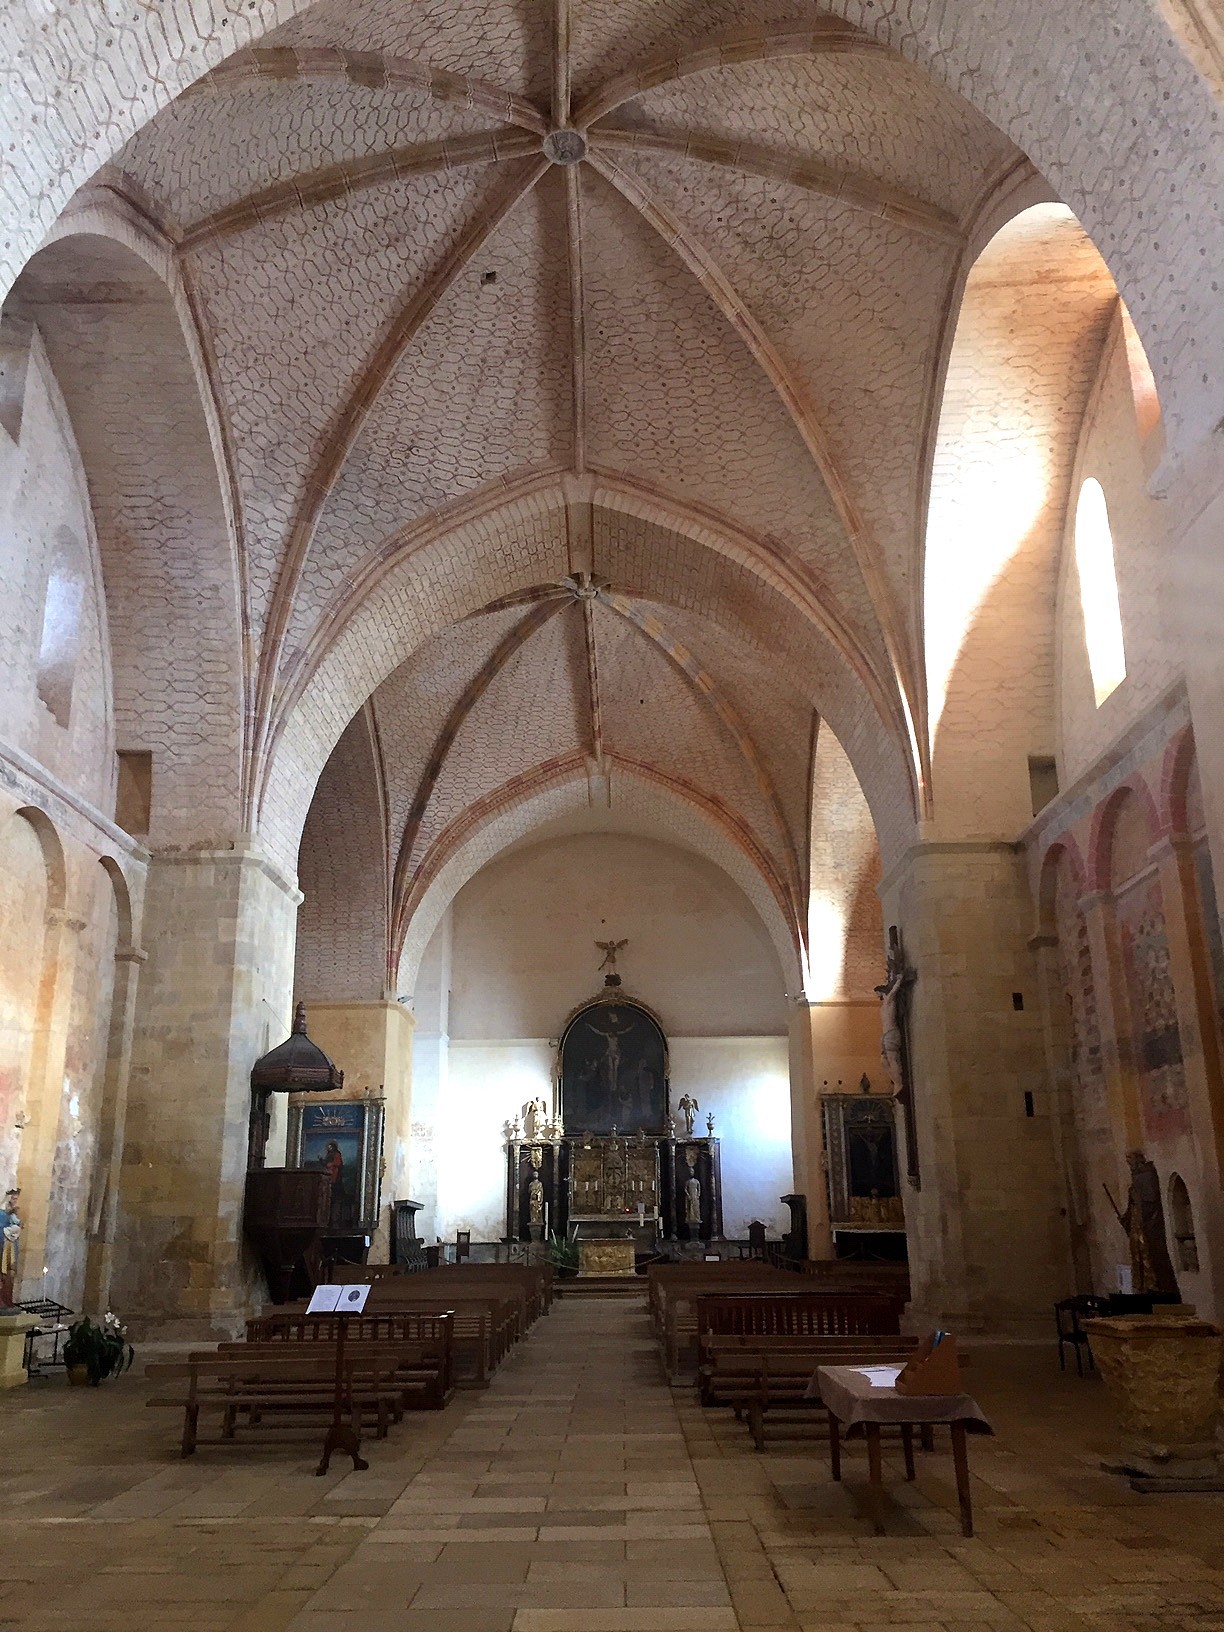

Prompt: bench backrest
xmin=247 ymin=1310 xmax=453 ymax=1346
xmin=696 ymin=1292 xmax=904 ymax=1340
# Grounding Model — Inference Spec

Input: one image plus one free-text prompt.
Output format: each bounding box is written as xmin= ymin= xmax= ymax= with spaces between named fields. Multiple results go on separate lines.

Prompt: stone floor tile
xmin=7 ymin=1305 xmax=1224 ymax=1632
xmin=511 ymin=1613 xmax=738 ymax=1631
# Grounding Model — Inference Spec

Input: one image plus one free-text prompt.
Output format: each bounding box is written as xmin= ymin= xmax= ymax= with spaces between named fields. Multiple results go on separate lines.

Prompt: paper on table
xmin=306 ymin=1284 xmax=342 ymax=1313
xmin=854 ymin=1365 xmax=904 ymax=1387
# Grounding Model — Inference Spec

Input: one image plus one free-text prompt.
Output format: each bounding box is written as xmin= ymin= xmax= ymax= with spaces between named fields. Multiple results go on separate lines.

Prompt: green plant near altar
xmin=546 ymin=1233 xmax=579 ymax=1275
xmin=63 ymin=1312 xmax=135 ymax=1386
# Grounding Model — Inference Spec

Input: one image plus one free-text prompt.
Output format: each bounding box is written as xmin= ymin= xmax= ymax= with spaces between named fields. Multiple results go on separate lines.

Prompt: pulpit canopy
xmin=250 ymin=1002 xmax=344 ymax=1093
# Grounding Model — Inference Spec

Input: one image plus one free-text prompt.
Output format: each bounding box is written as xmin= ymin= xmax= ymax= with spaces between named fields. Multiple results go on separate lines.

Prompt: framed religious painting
xmin=287 ymin=1098 xmax=384 ymax=1235
xmin=559 ymin=998 xmax=668 ymax=1135
xmin=822 ymin=1093 xmax=905 ymax=1230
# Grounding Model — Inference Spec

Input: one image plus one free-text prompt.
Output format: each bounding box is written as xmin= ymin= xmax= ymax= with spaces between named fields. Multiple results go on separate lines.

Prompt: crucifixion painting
xmin=560 ymin=998 xmax=666 ymax=1134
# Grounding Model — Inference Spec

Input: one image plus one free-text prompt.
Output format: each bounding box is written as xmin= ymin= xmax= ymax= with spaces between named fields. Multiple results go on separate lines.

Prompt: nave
xmin=5 ymin=1300 xmax=1224 ymax=1632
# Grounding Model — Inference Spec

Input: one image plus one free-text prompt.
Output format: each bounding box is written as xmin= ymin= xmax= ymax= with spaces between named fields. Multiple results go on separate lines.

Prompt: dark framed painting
xmin=560 ymin=1000 xmax=667 ymax=1135
xmin=822 ymin=1094 xmax=904 ymax=1229
xmin=287 ymin=1098 xmax=384 ymax=1235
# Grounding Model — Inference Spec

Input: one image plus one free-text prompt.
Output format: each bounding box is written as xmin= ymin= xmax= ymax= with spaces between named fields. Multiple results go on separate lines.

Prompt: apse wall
xmin=408 ymin=830 xmax=792 ymax=1244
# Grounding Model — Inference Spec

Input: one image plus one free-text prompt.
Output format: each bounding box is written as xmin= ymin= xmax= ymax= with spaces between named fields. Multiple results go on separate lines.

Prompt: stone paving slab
xmin=3 ymin=1302 xmax=1224 ymax=1632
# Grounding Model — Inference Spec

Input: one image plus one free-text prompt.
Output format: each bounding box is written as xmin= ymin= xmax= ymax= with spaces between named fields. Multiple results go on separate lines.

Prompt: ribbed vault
xmin=90 ymin=0 xmax=1044 ymax=855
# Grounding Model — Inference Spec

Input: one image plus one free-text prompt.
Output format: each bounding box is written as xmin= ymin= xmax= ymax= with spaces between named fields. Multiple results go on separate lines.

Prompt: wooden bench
xmin=665 ymin=1286 xmax=903 ymax=1383
xmin=275 ymin=1292 xmax=511 ymax=1386
xmin=221 ymin=1338 xmax=442 ymax=1415
xmin=700 ymin=1333 xmax=919 ymax=1449
xmin=647 ymin=1263 xmax=799 ymax=1378
xmin=245 ymin=1311 xmax=455 ymax=1406
xmin=695 ymin=1291 xmax=905 ymax=1379
xmin=146 ymin=1350 xmax=404 ymax=1462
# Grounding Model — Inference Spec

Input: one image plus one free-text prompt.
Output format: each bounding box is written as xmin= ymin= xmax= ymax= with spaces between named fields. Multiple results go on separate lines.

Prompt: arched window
xmin=35 ymin=526 xmax=85 ymax=729
xmin=1074 ymin=478 xmax=1127 ymax=707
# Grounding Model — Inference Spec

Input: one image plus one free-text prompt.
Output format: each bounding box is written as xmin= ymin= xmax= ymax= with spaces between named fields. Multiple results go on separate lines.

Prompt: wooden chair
xmin=455 ymin=1230 xmax=471 ymax=1262
xmin=1054 ymin=1294 xmax=1102 ymax=1375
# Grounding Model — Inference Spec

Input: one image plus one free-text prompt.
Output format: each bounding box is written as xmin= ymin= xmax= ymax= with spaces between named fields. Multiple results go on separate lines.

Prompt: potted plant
xmin=546 ymin=1233 xmax=580 ymax=1278
xmin=63 ymin=1312 xmax=134 ymax=1386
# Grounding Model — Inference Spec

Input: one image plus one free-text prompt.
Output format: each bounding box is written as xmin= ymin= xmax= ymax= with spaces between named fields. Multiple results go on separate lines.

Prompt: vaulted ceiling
xmin=32 ymin=0 xmax=1064 ymax=950
xmin=94 ymin=0 xmax=1023 ymax=775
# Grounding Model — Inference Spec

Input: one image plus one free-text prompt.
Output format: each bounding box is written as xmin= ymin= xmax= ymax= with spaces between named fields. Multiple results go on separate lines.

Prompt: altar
xmin=502 ymin=975 xmax=724 ymax=1246
xmin=577 ymin=1238 xmax=636 ymax=1277
xmin=503 ymin=1132 xmax=723 ymax=1246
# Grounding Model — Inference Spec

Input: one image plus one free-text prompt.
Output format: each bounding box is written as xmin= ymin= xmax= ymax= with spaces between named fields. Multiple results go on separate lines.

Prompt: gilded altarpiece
xmin=570 ymin=1136 xmax=658 ymax=1215
xmin=502 ymin=989 xmax=724 ymax=1244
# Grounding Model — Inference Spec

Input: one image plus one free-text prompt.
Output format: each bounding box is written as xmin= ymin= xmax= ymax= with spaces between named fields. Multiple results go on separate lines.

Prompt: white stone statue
xmin=522 ymin=1096 xmax=549 ymax=1139
xmin=676 ymin=1093 xmax=699 ymax=1135
xmin=685 ymin=1174 xmax=702 ymax=1227
xmin=0 ymin=1189 xmax=20 ymax=1303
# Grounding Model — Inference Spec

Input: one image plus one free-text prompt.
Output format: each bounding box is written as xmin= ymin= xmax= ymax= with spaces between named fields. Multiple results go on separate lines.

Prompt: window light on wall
xmin=1074 ymin=477 xmax=1127 ymax=707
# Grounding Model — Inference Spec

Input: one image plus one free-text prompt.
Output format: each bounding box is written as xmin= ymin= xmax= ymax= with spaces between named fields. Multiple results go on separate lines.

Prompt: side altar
xmin=502 ymin=949 xmax=723 ymax=1247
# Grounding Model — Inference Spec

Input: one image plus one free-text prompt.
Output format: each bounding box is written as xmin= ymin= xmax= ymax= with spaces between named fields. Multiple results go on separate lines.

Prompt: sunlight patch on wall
xmin=436 ymin=1043 xmax=553 ymax=1239
xmin=1074 ymin=477 xmax=1127 ymax=707
xmin=925 ymin=433 xmax=1049 ymax=743
xmin=804 ymin=894 xmax=848 ymax=1003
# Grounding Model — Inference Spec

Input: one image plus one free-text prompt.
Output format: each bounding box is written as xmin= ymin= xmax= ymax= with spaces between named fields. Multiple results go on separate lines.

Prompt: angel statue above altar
xmin=676 ymin=1093 xmax=699 ymax=1135
xmin=522 ymin=1096 xmax=549 ymax=1139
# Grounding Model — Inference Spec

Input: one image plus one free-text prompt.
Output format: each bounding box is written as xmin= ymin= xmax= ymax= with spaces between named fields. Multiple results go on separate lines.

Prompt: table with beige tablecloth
xmin=813 ymin=1363 xmax=992 ymax=1536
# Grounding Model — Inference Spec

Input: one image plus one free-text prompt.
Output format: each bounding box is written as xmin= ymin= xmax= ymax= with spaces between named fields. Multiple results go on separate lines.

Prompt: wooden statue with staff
xmin=1104 ymin=1150 xmax=1180 ymax=1298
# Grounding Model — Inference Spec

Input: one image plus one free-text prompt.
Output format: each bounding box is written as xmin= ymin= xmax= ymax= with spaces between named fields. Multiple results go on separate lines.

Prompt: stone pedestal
xmin=0 ymin=1314 xmax=37 ymax=1387
xmin=1085 ymin=1315 xmax=1224 ymax=1479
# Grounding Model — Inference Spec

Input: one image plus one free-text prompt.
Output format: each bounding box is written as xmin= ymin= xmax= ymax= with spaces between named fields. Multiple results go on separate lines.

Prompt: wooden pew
xmin=276 ymin=1288 xmax=512 ymax=1386
xmin=699 ymin=1333 xmax=919 ymax=1449
xmin=647 ymin=1262 xmax=798 ymax=1378
xmin=245 ymin=1311 xmax=455 ymax=1406
xmin=146 ymin=1350 xmax=403 ymax=1461
xmin=327 ymin=1261 xmax=551 ymax=1326
xmin=696 ymin=1290 xmax=905 ymax=1355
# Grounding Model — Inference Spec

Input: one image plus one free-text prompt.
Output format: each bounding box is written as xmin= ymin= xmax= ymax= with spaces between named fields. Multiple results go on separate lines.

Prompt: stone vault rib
xmin=180 ymin=130 xmax=543 ymax=250
xmin=191 ymin=49 xmax=549 ymax=134
xmin=571 ymin=19 xmax=887 ymax=129
xmin=598 ymin=588 xmax=805 ymax=922
xmin=587 ymin=148 xmax=920 ymax=786
xmin=590 ymin=127 xmax=963 ymax=247
xmin=389 ymin=598 xmax=570 ymax=919
xmin=251 ymin=155 xmax=551 ymax=826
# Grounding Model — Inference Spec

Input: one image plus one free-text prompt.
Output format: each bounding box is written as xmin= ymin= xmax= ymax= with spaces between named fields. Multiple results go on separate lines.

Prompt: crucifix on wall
xmin=876 ymin=925 xmax=919 ymax=1186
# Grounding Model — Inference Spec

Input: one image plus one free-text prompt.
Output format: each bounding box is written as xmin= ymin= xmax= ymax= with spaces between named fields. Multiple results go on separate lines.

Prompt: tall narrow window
xmin=36 ymin=527 xmax=85 ymax=728
xmin=1074 ymin=477 xmax=1127 ymax=707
